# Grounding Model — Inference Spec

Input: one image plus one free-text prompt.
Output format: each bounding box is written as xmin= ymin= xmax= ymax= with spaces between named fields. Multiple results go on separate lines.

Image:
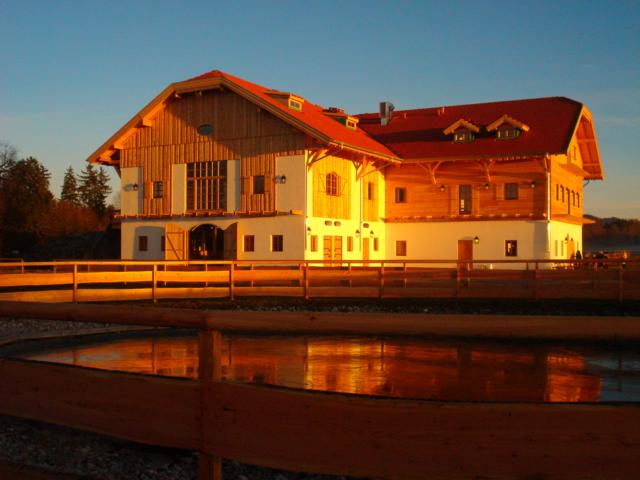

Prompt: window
xmin=496 ymin=127 xmax=521 ymax=140
xmin=272 ymin=235 xmax=284 ymax=252
xmin=310 ymin=235 xmax=318 ymax=252
xmin=197 ymin=124 xmax=213 ymax=136
xmin=288 ymin=98 xmax=302 ymax=111
xmin=459 ymin=185 xmax=472 ymax=214
xmin=326 ymin=172 xmax=339 ymax=196
xmin=347 ymin=236 xmax=353 ymax=252
xmin=253 ymin=175 xmax=265 ymax=195
xmin=396 ymin=240 xmax=407 ymax=256
xmin=505 ymin=240 xmax=518 ymax=257
xmin=186 ymin=161 xmax=227 ymax=211
xmin=346 ymin=118 xmax=357 ymax=130
xmin=504 ymin=183 xmax=519 ymax=200
xmin=556 ymin=184 xmax=559 ymax=201
xmin=577 ymin=193 xmax=580 ymax=207
xmin=367 ymin=182 xmax=374 ymax=200
xmin=555 ymin=240 xmax=558 ymax=256
xmin=243 ymin=235 xmax=255 ymax=252
xmin=394 ymin=187 xmax=407 ymax=203
xmin=453 ymin=130 xmax=475 ymax=143
xmin=561 ymin=186 xmax=565 ymax=203
xmin=153 ymin=181 xmax=164 ymax=199
xmin=373 ymin=238 xmax=379 ymax=251
xmin=138 ymin=236 xmax=148 ymax=252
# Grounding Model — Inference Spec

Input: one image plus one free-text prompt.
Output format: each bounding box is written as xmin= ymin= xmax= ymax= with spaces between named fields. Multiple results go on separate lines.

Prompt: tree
xmin=0 ymin=156 xmax=53 ymax=254
xmin=60 ymin=166 xmax=80 ymax=204
xmin=79 ymin=163 xmax=112 ymax=217
xmin=0 ymin=141 xmax=18 ymax=254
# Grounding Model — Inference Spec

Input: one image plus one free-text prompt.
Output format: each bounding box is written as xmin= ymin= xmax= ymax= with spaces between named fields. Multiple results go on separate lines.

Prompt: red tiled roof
xmin=355 ymin=97 xmax=583 ymax=160
xmin=189 ymin=70 xmax=398 ymax=160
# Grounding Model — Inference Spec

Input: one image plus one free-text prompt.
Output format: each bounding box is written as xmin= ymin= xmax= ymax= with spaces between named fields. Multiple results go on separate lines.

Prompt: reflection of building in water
xmin=27 ymin=335 xmax=602 ymax=402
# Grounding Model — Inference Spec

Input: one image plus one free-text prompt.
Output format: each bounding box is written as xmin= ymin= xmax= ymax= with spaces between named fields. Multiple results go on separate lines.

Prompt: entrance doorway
xmin=323 ymin=236 xmax=343 ymax=264
xmin=362 ymin=237 xmax=370 ymax=262
xmin=190 ymin=224 xmax=225 ymax=260
xmin=458 ymin=239 xmax=473 ymax=270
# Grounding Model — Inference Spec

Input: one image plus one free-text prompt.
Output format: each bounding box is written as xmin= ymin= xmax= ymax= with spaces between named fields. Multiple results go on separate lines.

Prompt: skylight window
xmin=454 ymin=130 xmax=475 ymax=143
xmin=288 ymin=98 xmax=302 ymax=111
xmin=496 ymin=126 xmax=521 ymax=140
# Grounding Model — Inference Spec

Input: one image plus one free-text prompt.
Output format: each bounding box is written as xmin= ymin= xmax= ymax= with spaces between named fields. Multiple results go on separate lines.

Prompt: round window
xmin=197 ymin=124 xmax=213 ymax=136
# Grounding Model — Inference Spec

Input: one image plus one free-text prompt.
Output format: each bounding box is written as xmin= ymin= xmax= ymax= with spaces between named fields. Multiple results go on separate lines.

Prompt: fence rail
xmin=1 ymin=302 xmax=640 ymax=479
xmin=0 ymin=258 xmax=639 ymax=303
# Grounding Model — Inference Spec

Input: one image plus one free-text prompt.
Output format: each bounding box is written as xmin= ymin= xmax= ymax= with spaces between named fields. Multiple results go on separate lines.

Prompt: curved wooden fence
xmin=1 ymin=302 xmax=639 ymax=480
xmin=1 ymin=258 xmax=638 ymax=302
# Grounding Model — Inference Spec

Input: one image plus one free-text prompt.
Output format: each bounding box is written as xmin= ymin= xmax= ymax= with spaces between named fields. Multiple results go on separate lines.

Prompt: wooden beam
xmin=355 ymin=157 xmax=369 ymax=181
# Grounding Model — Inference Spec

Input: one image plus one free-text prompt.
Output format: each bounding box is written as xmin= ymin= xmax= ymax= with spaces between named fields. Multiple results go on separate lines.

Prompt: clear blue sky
xmin=1 ymin=0 xmax=638 ymax=218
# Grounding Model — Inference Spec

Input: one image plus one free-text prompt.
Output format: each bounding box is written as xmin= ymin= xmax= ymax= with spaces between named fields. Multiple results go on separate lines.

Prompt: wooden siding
xmin=384 ymin=159 xmax=547 ymax=220
xmin=119 ymin=90 xmax=306 ymax=215
xmin=312 ymin=155 xmax=351 ymax=219
xmin=363 ymin=171 xmax=380 ymax=222
xmin=551 ymin=156 xmax=584 ymax=219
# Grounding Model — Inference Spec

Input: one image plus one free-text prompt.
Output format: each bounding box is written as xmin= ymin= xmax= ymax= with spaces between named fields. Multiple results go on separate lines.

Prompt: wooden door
xmin=165 ymin=224 xmax=187 ymax=261
xmin=323 ymin=236 xmax=332 ymax=261
xmin=362 ymin=238 xmax=370 ymax=262
xmin=223 ymin=223 xmax=238 ymax=260
xmin=458 ymin=240 xmax=473 ymax=270
xmin=323 ymin=236 xmax=343 ymax=264
xmin=332 ymin=236 xmax=342 ymax=261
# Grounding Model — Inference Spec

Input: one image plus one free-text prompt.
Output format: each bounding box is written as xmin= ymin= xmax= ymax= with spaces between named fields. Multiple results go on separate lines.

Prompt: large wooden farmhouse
xmin=88 ymin=70 xmax=603 ymax=266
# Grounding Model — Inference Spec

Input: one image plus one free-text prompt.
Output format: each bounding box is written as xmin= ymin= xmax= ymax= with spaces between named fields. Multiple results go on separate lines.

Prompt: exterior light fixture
xmin=530 ymin=181 xmax=536 ymax=189
xmin=355 ymin=229 xmax=361 ymax=237
xmin=439 ymin=184 xmax=445 ymax=192
xmin=306 ymin=226 xmax=312 ymax=233
xmin=474 ymin=236 xmax=480 ymax=244
xmin=483 ymin=183 xmax=490 ymax=190
xmin=132 ymin=183 xmax=139 ymax=192
xmin=276 ymin=174 xmax=287 ymax=184
xmin=370 ymin=230 xmax=375 ymax=238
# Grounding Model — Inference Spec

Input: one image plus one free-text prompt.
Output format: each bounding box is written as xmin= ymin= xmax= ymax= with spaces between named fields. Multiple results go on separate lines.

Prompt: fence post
xmin=229 ymin=262 xmax=234 ymax=301
xmin=152 ymin=264 xmax=157 ymax=303
xmin=534 ymin=262 xmax=539 ymax=300
xmin=455 ymin=263 xmax=461 ymax=299
xmin=379 ymin=263 xmax=385 ymax=299
xmin=304 ymin=262 xmax=310 ymax=300
xmin=72 ymin=263 xmax=78 ymax=303
xmin=618 ymin=267 xmax=624 ymax=302
xmin=198 ymin=329 xmax=222 ymax=480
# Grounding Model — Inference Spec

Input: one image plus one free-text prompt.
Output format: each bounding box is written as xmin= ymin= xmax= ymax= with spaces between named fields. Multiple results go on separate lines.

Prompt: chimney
xmin=379 ymin=101 xmax=395 ymax=126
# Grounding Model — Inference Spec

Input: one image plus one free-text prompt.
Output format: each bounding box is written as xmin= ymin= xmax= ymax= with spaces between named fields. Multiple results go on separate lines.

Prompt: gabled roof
xmin=88 ymin=70 xmax=398 ymax=165
xmin=443 ymin=118 xmax=480 ymax=135
xmin=486 ymin=114 xmax=530 ymax=132
xmin=356 ymin=96 xmax=603 ymax=179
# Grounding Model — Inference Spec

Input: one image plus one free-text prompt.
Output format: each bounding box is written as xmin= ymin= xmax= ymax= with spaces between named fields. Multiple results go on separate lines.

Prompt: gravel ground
xmin=1 ymin=298 xmax=638 ymax=479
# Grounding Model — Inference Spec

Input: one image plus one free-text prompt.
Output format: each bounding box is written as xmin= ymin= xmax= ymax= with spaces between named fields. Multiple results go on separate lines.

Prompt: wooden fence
xmin=0 ymin=258 xmax=638 ymax=303
xmin=1 ymin=302 xmax=640 ymax=480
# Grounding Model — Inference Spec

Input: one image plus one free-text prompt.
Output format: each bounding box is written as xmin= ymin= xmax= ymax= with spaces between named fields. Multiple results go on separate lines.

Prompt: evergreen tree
xmin=79 ymin=163 xmax=112 ymax=217
xmin=60 ymin=166 xmax=80 ymax=204
xmin=0 ymin=156 xmax=53 ymax=253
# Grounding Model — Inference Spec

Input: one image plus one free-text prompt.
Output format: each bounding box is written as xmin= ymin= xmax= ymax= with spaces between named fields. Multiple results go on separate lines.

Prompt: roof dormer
xmin=266 ymin=90 xmax=305 ymax=112
xmin=323 ymin=107 xmax=359 ymax=130
xmin=443 ymin=119 xmax=480 ymax=143
xmin=487 ymin=114 xmax=530 ymax=140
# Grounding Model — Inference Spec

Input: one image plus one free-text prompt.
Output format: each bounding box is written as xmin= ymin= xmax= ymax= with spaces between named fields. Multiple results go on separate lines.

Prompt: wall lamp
xmin=439 ymin=184 xmax=445 ymax=192
xmin=370 ymin=230 xmax=375 ymax=238
xmin=474 ymin=236 xmax=480 ymax=244
xmin=355 ymin=229 xmax=361 ymax=237
xmin=483 ymin=183 xmax=490 ymax=190
xmin=132 ymin=183 xmax=139 ymax=192
xmin=530 ymin=181 xmax=536 ymax=189
xmin=276 ymin=174 xmax=287 ymax=184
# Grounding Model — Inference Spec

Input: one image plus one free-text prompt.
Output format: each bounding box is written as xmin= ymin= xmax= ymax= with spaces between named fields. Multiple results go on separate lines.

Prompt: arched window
xmin=326 ymin=172 xmax=339 ymax=196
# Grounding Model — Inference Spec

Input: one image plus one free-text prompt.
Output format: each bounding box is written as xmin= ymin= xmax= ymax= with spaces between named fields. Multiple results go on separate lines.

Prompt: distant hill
xmin=583 ymin=215 xmax=640 ymax=253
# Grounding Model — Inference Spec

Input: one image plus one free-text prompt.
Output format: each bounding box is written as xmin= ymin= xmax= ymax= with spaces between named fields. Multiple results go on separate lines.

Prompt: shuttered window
xmin=459 ymin=185 xmax=472 ymax=214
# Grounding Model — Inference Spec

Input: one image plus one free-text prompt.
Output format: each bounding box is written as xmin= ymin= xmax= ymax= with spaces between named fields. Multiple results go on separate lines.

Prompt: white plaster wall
xmin=385 ymin=220 xmax=548 ymax=268
xmin=549 ymin=220 xmax=583 ymax=259
xmin=121 ymin=215 xmax=305 ymax=260
xmin=276 ymin=155 xmax=305 ymax=212
xmin=120 ymin=167 xmax=142 ymax=216
xmin=171 ymin=164 xmax=186 ymax=215
xmin=226 ymin=160 xmax=241 ymax=212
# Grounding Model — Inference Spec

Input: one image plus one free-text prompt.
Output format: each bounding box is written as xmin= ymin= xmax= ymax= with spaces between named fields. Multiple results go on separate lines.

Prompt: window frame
xmin=396 ymin=240 xmax=407 ymax=257
xmin=373 ymin=237 xmax=379 ymax=252
xmin=453 ymin=130 xmax=475 ymax=143
xmin=394 ymin=187 xmax=407 ymax=204
xmin=152 ymin=181 xmax=164 ymax=199
xmin=186 ymin=160 xmax=227 ymax=212
xmin=504 ymin=182 xmax=519 ymax=200
xmin=253 ymin=175 xmax=265 ymax=195
xmin=243 ymin=235 xmax=255 ymax=252
xmin=505 ymin=240 xmax=518 ymax=257
xmin=310 ymin=235 xmax=318 ymax=252
xmin=325 ymin=172 xmax=339 ymax=196
xmin=347 ymin=236 xmax=353 ymax=252
xmin=271 ymin=234 xmax=284 ymax=252
xmin=459 ymin=185 xmax=472 ymax=214
xmin=138 ymin=235 xmax=148 ymax=252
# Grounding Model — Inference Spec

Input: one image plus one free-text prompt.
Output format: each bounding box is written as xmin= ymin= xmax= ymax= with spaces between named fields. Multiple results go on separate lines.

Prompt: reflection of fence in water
xmin=0 ymin=258 xmax=638 ymax=302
